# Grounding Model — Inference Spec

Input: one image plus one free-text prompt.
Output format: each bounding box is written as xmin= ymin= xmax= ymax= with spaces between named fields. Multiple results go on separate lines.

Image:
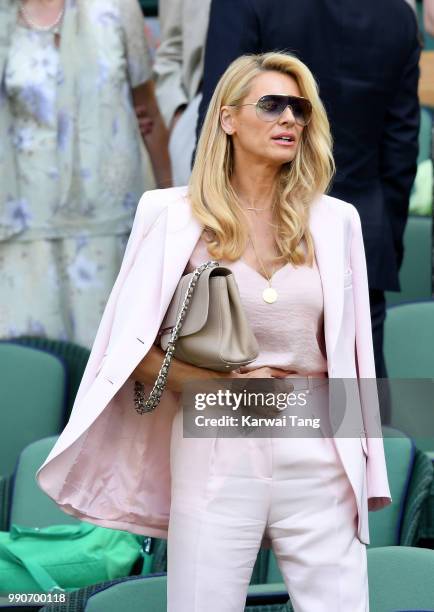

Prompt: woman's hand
xmin=135 ymin=104 xmax=154 ymax=138
xmin=132 ymin=81 xmax=172 ymax=188
xmin=231 ymin=366 xmax=292 ymax=379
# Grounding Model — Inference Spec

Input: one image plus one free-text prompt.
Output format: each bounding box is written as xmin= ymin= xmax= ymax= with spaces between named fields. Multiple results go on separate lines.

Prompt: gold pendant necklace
xmin=262 ymin=286 xmax=278 ymax=304
xmin=247 ymin=231 xmax=279 ymax=304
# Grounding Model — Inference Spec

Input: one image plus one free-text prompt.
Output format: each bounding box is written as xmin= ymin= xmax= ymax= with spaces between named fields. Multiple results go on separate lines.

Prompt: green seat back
xmin=0 ymin=343 xmax=66 ymax=475
xmin=12 ymin=336 xmax=90 ymax=422
xmin=400 ymin=449 xmax=434 ymax=545
xmin=85 ymin=575 xmax=167 ymax=612
xmin=265 ymin=552 xmax=283 ymax=584
xmin=384 ymin=300 xmax=434 ymax=450
xmin=9 ymin=436 xmax=78 ymax=528
xmin=386 ymin=218 xmax=433 ymax=306
xmin=367 ymin=546 xmax=434 ymax=611
xmin=418 ymin=108 xmax=433 ymax=164
xmin=368 ymin=427 xmax=414 ymax=547
xmin=418 ymin=452 xmax=434 ymax=541
xmin=84 ymin=576 xmax=291 ymax=612
xmin=66 ymin=547 xmax=434 ymax=612
xmin=384 ymin=301 xmax=434 ymax=378
xmin=384 ymin=301 xmax=434 ymax=451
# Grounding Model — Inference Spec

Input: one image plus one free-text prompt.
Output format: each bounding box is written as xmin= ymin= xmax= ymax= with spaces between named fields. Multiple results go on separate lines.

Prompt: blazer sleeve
xmin=350 ymin=205 xmax=392 ymax=506
xmin=379 ymin=15 xmax=421 ymax=271
xmin=72 ymin=191 xmax=164 ymax=406
xmin=196 ymin=0 xmax=260 ymax=139
xmin=153 ymin=0 xmax=188 ymax=126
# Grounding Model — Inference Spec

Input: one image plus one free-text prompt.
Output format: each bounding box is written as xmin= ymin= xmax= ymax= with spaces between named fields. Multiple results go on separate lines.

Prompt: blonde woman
xmin=37 ymin=53 xmax=392 ymax=611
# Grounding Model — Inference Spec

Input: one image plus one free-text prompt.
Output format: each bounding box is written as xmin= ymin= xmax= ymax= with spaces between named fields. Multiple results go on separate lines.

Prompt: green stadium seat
xmin=40 ymin=546 xmax=434 ymax=612
xmin=264 ymin=551 xmax=283 ymax=585
xmin=399 ymin=448 xmax=434 ymax=546
xmin=0 ymin=343 xmax=66 ymax=476
xmin=37 ymin=575 xmax=164 ymax=612
xmin=8 ymin=437 xmax=77 ymax=529
xmin=83 ymin=575 xmax=292 ymax=612
xmin=418 ymin=108 xmax=433 ymax=164
xmin=418 ymin=452 xmax=434 ymax=542
xmin=0 ymin=338 xmax=88 ymax=531
xmin=84 ymin=575 xmax=167 ymax=612
xmin=385 ymin=218 xmax=433 ymax=306
xmin=11 ymin=336 xmax=90 ymax=422
xmin=369 ymin=427 xmax=415 ymax=547
xmin=383 ymin=301 xmax=434 ymax=451
xmin=367 ymin=546 xmax=434 ymax=611
xmin=76 ymin=545 xmax=434 ymax=611
xmin=384 ymin=301 xmax=434 ymax=378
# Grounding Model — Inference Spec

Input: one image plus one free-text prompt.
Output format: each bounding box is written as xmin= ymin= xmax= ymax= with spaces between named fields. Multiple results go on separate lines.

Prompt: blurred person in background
xmin=153 ymin=0 xmax=211 ymax=185
xmin=423 ymin=0 xmax=434 ymax=35
xmin=0 ymin=0 xmax=171 ymax=348
xmin=411 ymin=0 xmax=434 ymax=37
xmin=198 ymin=0 xmax=421 ymax=385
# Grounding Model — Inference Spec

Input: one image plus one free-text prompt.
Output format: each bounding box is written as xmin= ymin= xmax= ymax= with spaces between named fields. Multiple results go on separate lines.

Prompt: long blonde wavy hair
xmin=189 ymin=52 xmax=335 ymax=266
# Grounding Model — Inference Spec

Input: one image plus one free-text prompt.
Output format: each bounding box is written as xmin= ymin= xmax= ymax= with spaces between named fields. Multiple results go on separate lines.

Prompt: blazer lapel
xmin=309 ymin=196 xmax=345 ymax=367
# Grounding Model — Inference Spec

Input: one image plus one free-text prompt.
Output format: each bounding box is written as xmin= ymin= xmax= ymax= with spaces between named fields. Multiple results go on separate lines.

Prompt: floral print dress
xmin=0 ymin=1 xmax=153 ymax=348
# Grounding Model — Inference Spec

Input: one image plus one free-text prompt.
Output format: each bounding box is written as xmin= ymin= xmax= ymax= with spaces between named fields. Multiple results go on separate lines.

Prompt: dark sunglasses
xmin=232 ymin=94 xmax=313 ymax=126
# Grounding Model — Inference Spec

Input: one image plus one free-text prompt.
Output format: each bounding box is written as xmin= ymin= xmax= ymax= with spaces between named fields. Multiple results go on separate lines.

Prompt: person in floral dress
xmin=0 ymin=0 xmax=171 ymax=347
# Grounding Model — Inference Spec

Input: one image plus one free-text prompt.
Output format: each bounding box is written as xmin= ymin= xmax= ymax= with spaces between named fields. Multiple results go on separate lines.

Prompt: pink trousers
xmin=167 ymin=378 xmax=368 ymax=612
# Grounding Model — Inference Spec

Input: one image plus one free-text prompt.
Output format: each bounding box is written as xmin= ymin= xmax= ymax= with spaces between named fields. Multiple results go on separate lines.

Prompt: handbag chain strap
xmin=134 ymin=260 xmax=219 ymax=415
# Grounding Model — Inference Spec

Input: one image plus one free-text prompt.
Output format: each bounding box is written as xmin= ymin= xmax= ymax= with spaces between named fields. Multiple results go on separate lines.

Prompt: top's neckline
xmin=236 ymin=258 xmax=291 ymax=284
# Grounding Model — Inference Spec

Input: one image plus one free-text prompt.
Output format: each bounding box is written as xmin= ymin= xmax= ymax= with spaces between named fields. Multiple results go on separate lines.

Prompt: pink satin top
xmin=187 ymin=236 xmax=328 ymax=376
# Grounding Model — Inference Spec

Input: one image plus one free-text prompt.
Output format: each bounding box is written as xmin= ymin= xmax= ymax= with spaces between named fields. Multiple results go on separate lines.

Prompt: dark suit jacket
xmin=197 ymin=0 xmax=421 ymax=291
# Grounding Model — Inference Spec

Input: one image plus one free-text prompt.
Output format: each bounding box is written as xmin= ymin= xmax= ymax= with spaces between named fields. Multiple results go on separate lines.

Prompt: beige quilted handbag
xmin=134 ymin=261 xmax=259 ymax=414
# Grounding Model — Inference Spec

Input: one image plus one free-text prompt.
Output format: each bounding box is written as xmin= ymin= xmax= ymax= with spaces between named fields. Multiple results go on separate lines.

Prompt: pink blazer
xmin=36 ymin=186 xmax=392 ymax=546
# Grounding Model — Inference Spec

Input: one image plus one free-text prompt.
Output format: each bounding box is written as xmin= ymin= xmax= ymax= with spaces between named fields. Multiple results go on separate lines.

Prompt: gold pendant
xmin=262 ymin=287 xmax=278 ymax=303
